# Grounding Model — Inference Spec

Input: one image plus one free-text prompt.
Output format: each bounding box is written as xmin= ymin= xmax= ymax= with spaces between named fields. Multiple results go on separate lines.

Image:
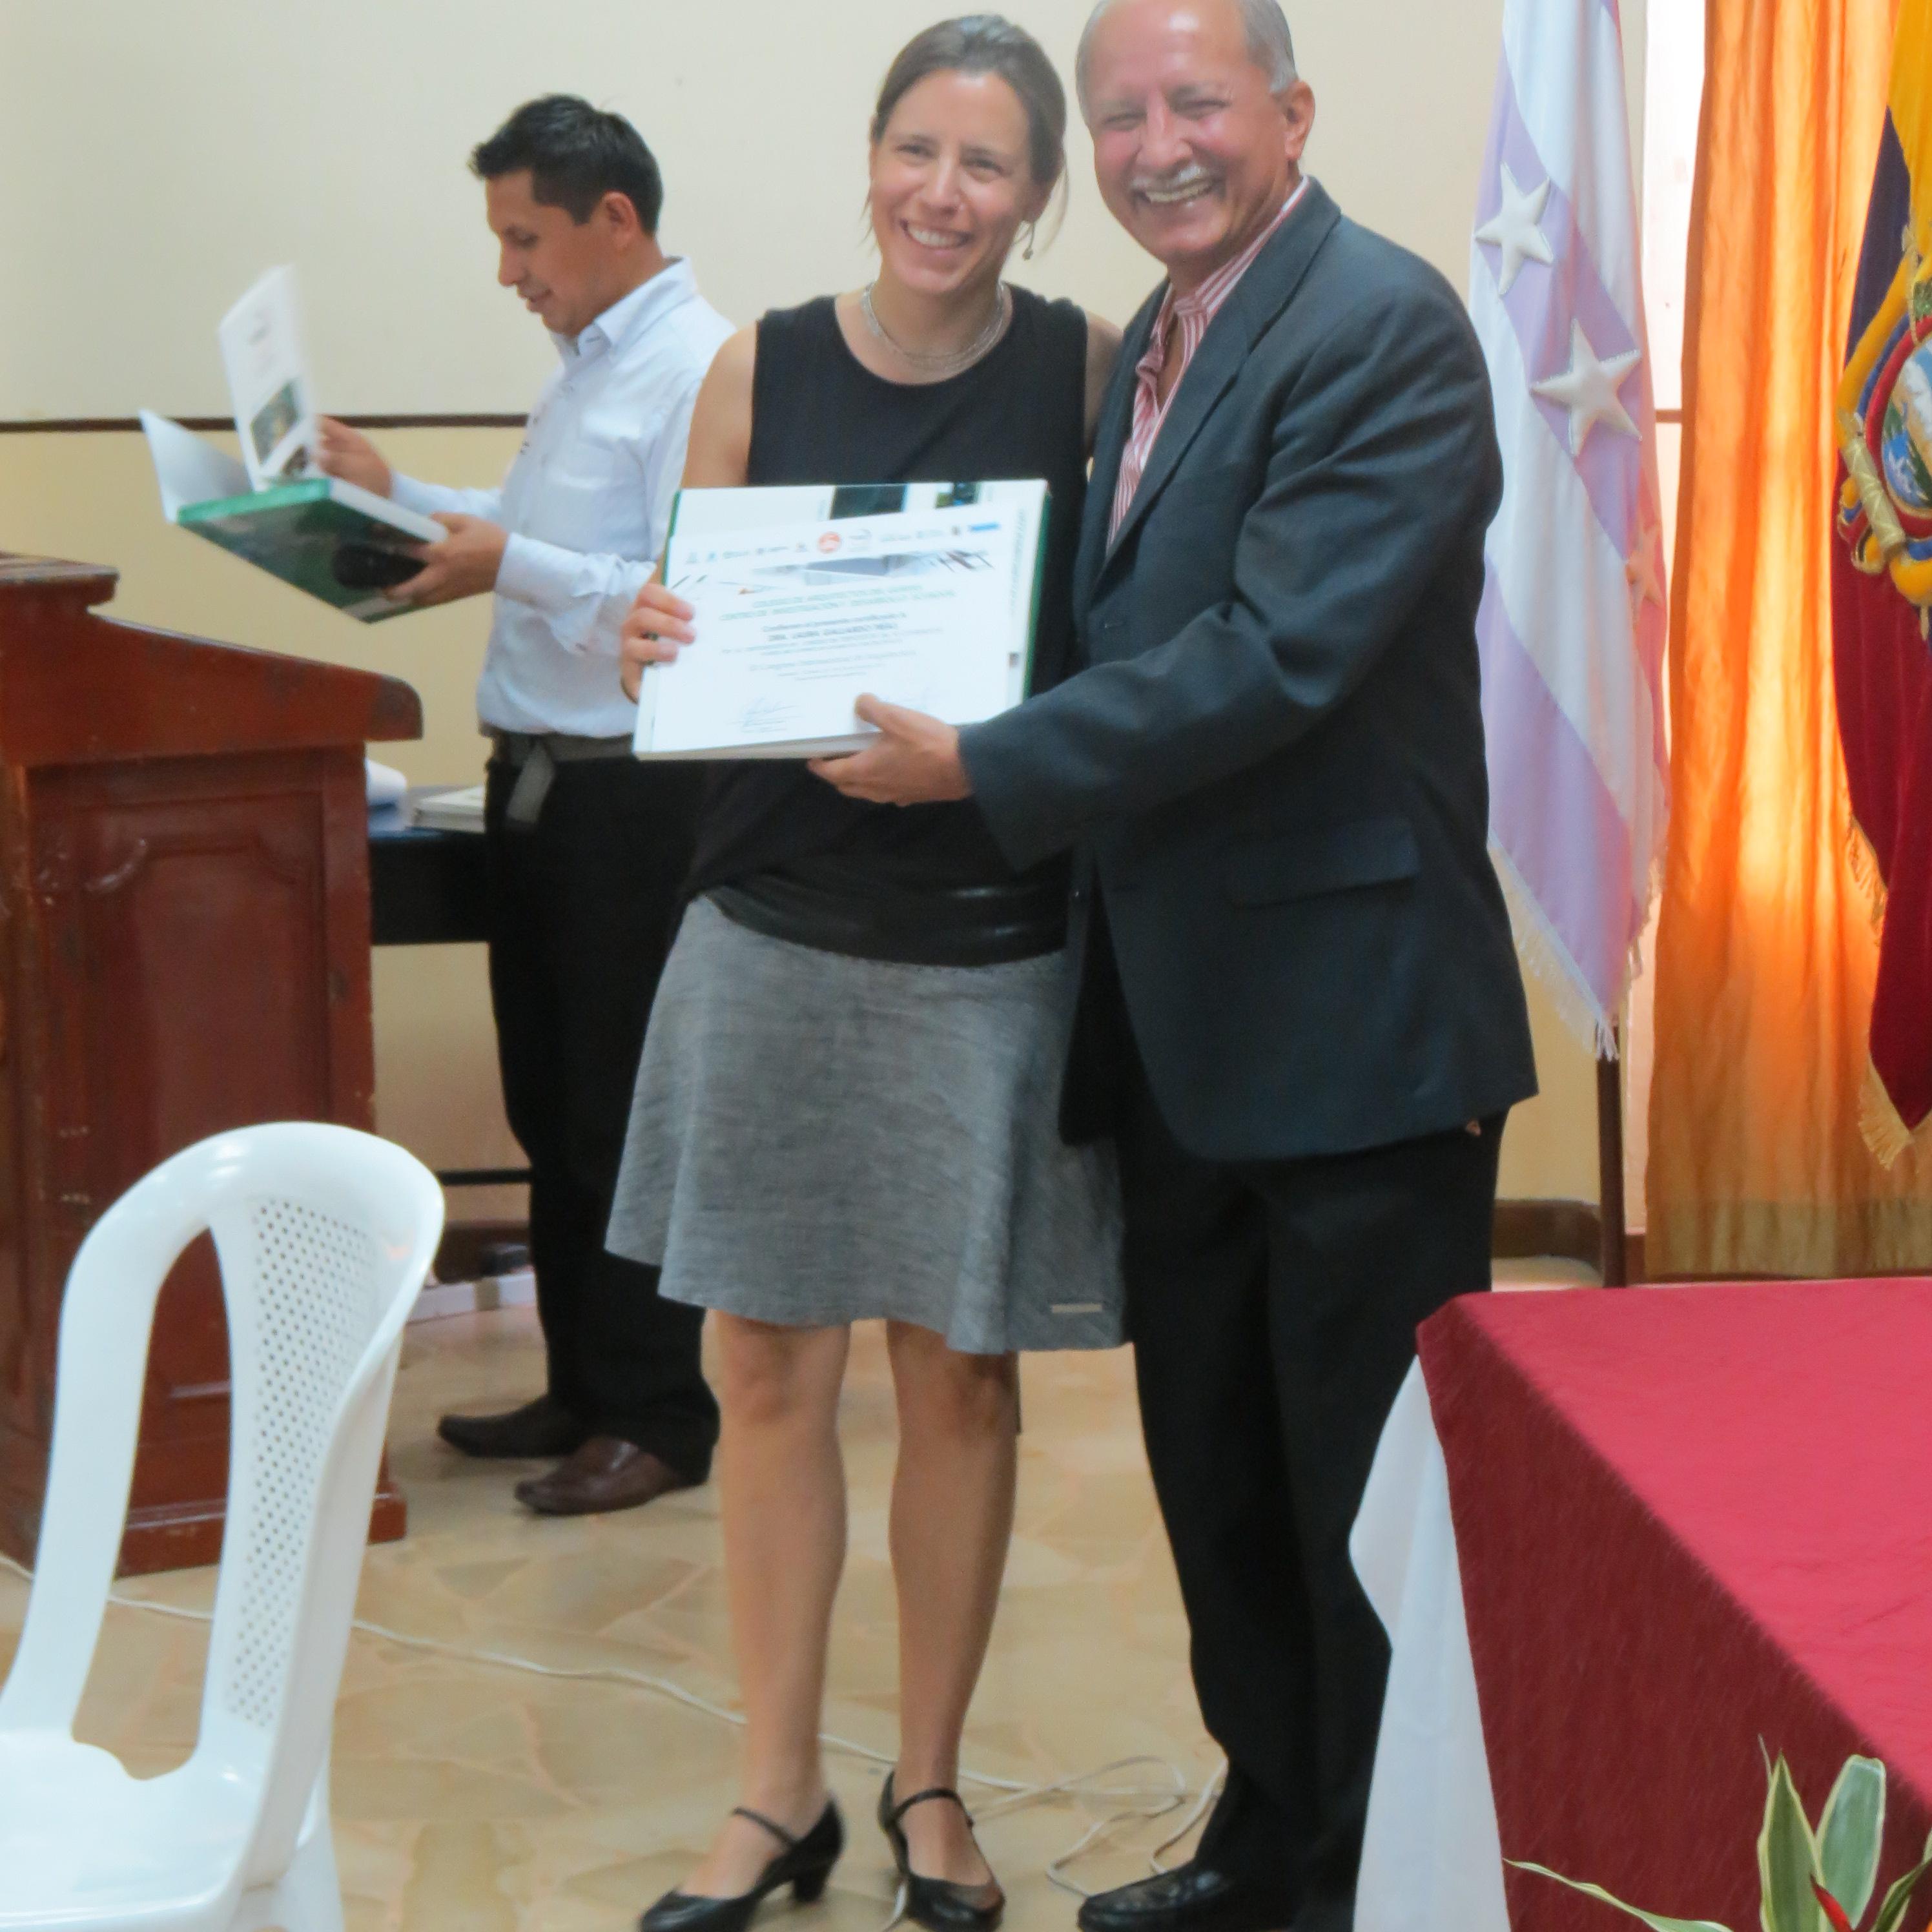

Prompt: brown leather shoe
xmin=513 ymin=1436 xmax=697 ymax=1517
xmin=438 ymin=1393 xmax=588 ymax=1460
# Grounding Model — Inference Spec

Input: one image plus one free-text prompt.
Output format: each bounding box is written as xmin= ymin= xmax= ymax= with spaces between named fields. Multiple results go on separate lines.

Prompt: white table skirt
xmin=1350 ymin=1363 xmax=1510 ymax=1932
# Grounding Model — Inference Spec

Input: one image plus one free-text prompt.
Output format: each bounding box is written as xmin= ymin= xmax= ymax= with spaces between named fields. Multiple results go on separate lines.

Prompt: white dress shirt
xmin=393 ymin=259 xmax=733 ymax=739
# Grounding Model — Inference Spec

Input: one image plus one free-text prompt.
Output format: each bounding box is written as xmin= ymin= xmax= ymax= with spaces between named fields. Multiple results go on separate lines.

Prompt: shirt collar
xmin=553 ymin=257 xmax=699 ymax=364
xmin=1164 ymin=177 xmax=1313 ymax=327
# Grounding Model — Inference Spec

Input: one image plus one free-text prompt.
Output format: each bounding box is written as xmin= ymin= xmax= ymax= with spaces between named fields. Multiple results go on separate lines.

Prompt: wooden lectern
xmin=0 ymin=555 xmax=422 ymax=1575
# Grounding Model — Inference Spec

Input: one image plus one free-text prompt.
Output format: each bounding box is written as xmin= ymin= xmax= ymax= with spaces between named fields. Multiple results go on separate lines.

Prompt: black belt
xmin=706 ymin=868 xmax=1067 ymax=967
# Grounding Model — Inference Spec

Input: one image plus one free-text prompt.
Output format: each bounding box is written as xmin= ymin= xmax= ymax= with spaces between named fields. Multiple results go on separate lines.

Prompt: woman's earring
xmin=1023 ymin=223 xmax=1036 ymax=261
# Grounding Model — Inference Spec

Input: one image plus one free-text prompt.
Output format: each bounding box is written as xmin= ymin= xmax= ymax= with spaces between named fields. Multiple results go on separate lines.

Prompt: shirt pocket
xmin=518 ymin=438 xmax=644 ymax=555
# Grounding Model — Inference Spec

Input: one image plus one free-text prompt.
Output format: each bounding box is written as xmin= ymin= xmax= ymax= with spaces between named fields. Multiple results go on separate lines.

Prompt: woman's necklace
xmin=859 ymin=280 xmax=1012 ymax=379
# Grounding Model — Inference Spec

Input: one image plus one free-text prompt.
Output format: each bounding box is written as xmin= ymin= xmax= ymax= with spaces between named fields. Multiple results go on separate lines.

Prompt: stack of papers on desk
xmin=635 ymin=479 xmax=1049 ymax=759
xmin=406 ymin=785 xmax=487 ymax=833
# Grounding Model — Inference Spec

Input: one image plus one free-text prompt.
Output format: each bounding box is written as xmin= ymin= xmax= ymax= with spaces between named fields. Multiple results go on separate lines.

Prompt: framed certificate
xmin=633 ymin=479 xmax=1050 ymax=759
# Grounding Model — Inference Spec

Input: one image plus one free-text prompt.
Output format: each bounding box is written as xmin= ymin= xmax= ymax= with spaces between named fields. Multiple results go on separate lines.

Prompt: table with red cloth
xmin=1352 ymin=1280 xmax=1932 ymax=1932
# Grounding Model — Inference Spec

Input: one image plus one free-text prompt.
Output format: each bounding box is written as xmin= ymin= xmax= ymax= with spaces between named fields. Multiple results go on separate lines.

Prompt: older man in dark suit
xmin=816 ymin=3 xmax=1537 ymax=1927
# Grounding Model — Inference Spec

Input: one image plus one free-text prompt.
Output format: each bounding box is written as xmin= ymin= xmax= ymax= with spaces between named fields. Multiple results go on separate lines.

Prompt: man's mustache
xmin=1127 ymin=163 xmax=1218 ymax=197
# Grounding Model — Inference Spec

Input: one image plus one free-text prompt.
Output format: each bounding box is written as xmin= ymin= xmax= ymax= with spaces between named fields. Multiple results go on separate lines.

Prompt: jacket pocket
xmin=1222 ymin=814 xmax=1421 ymax=905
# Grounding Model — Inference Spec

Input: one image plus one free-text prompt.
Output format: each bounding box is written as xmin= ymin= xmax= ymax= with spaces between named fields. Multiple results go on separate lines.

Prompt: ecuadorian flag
xmin=1833 ymin=0 xmax=1932 ymax=1162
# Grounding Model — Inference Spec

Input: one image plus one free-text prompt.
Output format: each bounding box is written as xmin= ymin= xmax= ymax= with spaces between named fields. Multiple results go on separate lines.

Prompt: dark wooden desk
xmin=369 ymin=790 xmax=488 ymax=945
xmin=368 ymin=792 xmax=529 ymax=1197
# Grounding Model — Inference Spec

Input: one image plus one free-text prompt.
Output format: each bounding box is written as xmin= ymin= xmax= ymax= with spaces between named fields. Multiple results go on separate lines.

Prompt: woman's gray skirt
xmin=607 ymin=896 xmax=1124 ymax=1353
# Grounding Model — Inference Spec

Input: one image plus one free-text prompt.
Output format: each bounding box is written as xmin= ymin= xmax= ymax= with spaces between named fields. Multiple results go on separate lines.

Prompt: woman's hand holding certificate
xmin=626 ymin=481 xmax=1049 ymax=761
xmin=619 ymin=581 xmax=695 ymax=697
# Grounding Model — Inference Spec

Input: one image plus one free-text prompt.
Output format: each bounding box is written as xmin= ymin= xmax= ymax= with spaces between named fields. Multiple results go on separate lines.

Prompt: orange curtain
xmin=1647 ymin=0 xmax=1929 ymax=1273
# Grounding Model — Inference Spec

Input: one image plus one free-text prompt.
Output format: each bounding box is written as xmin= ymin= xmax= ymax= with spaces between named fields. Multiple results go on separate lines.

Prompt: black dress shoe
xmin=1076 ymin=1864 xmax=1295 ymax=1932
xmin=437 ymin=1394 xmax=588 ymax=1460
xmin=640 ymin=1801 xmax=843 ymax=1932
xmin=878 ymin=1774 xmax=1004 ymax=1932
xmin=514 ymin=1437 xmax=699 ymax=1517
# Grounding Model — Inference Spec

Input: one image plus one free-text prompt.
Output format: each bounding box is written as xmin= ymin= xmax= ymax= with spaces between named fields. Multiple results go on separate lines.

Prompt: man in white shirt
xmin=321 ymin=96 xmax=732 ymax=1516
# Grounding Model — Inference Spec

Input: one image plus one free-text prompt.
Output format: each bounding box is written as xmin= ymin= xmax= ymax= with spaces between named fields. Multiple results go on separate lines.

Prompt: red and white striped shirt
xmin=1109 ymin=179 xmax=1311 ymax=542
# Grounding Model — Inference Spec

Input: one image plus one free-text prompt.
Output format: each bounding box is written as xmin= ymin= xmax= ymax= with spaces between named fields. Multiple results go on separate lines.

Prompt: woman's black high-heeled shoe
xmin=878 ymin=1773 xmax=1005 ymax=1932
xmin=640 ymin=1800 xmax=844 ymax=1932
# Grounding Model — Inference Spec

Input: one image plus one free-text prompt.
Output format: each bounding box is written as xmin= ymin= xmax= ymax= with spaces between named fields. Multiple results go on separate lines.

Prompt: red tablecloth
xmin=1418 ymin=1281 xmax=1932 ymax=1932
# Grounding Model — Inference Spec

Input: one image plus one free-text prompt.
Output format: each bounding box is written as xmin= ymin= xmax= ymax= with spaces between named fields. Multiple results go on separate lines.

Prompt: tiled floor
xmin=0 ymin=1266 xmax=1591 ymax=1931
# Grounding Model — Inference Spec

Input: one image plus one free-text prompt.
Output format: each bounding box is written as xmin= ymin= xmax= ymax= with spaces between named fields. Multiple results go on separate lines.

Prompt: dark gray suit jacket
xmin=961 ymin=183 xmax=1537 ymax=1163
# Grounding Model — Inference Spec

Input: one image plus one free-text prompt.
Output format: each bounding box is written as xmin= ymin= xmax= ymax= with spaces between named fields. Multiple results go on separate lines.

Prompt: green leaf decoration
xmin=1869 ymin=1834 xmax=1932 ymax=1932
xmin=1510 ymin=1862 xmax=1734 ymax=1932
xmin=1818 ymin=1758 xmax=1886 ymax=1927
xmin=1760 ymin=1756 xmax=1826 ymax=1932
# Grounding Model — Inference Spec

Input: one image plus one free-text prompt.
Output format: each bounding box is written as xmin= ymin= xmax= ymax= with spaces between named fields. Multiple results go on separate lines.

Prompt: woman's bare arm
xmin=1084 ymin=311 xmax=1124 ymax=453
xmin=617 ymin=328 xmax=759 ymax=697
xmin=682 ymin=325 xmax=758 ymax=487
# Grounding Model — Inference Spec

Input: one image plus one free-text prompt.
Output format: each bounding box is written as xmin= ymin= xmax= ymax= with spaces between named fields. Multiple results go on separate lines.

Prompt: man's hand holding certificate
xmin=630 ymin=481 xmax=1048 ymax=761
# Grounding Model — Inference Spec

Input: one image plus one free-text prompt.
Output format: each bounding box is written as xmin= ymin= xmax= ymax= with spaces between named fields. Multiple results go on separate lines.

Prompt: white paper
xmin=407 ymin=783 xmax=487 ymax=831
xmin=639 ymin=502 xmax=1029 ymax=759
xmin=364 ymin=759 xmax=409 ymax=808
xmin=668 ymin=484 xmax=1045 ymax=663
xmin=139 ymin=410 xmax=248 ymax=522
xmin=218 ymin=265 xmax=318 ymax=489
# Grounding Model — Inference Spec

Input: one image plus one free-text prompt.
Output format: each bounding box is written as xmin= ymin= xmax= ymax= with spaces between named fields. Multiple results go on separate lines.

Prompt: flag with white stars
xmin=1470 ymin=0 xmax=1669 ymax=1056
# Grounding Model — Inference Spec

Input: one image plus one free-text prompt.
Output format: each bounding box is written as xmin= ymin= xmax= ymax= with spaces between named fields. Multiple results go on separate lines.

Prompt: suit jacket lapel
xmin=1098 ymin=183 xmax=1344 ymax=583
xmin=1074 ymin=289 xmax=1161 ymax=624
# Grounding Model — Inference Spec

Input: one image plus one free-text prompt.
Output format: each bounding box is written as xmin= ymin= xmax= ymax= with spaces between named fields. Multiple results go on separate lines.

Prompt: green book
xmin=141 ymin=410 xmax=444 ymax=624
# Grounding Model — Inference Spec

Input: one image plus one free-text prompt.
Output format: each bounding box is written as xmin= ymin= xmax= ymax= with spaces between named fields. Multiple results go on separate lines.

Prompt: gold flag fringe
xmin=1858 ymin=1054 xmax=1927 ymax=1167
xmin=1844 ymin=816 xmax=1888 ymax=933
xmin=1489 ymin=841 xmax=1623 ymax=1059
xmin=1842 ymin=810 xmax=1918 ymax=1165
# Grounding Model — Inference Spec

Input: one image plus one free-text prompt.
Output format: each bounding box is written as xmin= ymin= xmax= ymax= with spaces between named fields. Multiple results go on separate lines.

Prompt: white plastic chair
xmin=0 ymin=1124 xmax=444 ymax=1932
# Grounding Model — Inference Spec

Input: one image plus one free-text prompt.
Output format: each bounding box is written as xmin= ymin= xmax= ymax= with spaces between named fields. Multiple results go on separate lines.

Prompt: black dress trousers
xmin=482 ymin=753 xmax=719 ymax=1481
xmin=1094 ymin=951 xmax=1503 ymax=1932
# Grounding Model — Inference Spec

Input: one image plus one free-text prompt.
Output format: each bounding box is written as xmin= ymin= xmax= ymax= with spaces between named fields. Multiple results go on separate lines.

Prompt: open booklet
xmin=141 ymin=267 xmax=444 ymax=622
xmin=633 ymin=480 xmax=1050 ymax=759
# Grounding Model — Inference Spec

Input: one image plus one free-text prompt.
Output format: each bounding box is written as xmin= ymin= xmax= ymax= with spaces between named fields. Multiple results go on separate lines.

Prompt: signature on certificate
xmin=737 ymin=695 xmax=803 ymax=738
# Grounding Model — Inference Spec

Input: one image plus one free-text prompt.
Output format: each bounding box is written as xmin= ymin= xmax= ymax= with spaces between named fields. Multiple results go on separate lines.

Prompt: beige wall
xmin=0 ymin=0 xmax=1652 ymax=1209
xmin=3 ymin=0 xmax=1532 ymax=417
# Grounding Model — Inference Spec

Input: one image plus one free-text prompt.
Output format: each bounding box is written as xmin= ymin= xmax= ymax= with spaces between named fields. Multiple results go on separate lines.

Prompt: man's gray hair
xmin=1074 ymin=0 xmax=1298 ymax=114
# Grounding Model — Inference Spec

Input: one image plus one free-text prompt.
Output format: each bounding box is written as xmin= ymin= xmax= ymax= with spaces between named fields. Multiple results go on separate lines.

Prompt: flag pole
xmin=1596 ymin=1030 xmax=1628 ymax=1284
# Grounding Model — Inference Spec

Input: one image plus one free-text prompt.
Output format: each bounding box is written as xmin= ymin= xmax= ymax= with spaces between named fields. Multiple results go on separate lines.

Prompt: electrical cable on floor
xmin=0 ymin=1550 xmax=1222 ymax=1898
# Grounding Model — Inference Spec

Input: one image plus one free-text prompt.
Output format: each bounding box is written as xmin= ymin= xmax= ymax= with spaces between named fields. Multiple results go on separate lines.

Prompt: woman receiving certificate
xmin=613 ymin=17 xmax=1124 ymax=1932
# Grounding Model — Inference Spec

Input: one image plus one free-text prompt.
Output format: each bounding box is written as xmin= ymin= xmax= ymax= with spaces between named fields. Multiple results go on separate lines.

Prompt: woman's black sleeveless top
xmin=687 ymin=288 xmax=1089 ymax=964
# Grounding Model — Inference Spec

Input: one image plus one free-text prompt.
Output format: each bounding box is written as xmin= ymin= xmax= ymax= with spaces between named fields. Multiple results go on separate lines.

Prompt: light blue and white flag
xmin=1471 ymin=0 xmax=1669 ymax=1054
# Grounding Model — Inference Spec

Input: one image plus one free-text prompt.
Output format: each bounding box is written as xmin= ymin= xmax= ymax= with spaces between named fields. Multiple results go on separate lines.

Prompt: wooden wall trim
xmin=0 ymin=415 xmax=526 ymax=435
xmin=435 ymin=1218 xmax=531 ymax=1284
xmin=1493 ymin=1196 xmax=1600 ymax=1268
xmin=3 ymin=411 xmax=1681 ymax=437
xmin=1493 ymin=1197 xmax=1647 ymax=1281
